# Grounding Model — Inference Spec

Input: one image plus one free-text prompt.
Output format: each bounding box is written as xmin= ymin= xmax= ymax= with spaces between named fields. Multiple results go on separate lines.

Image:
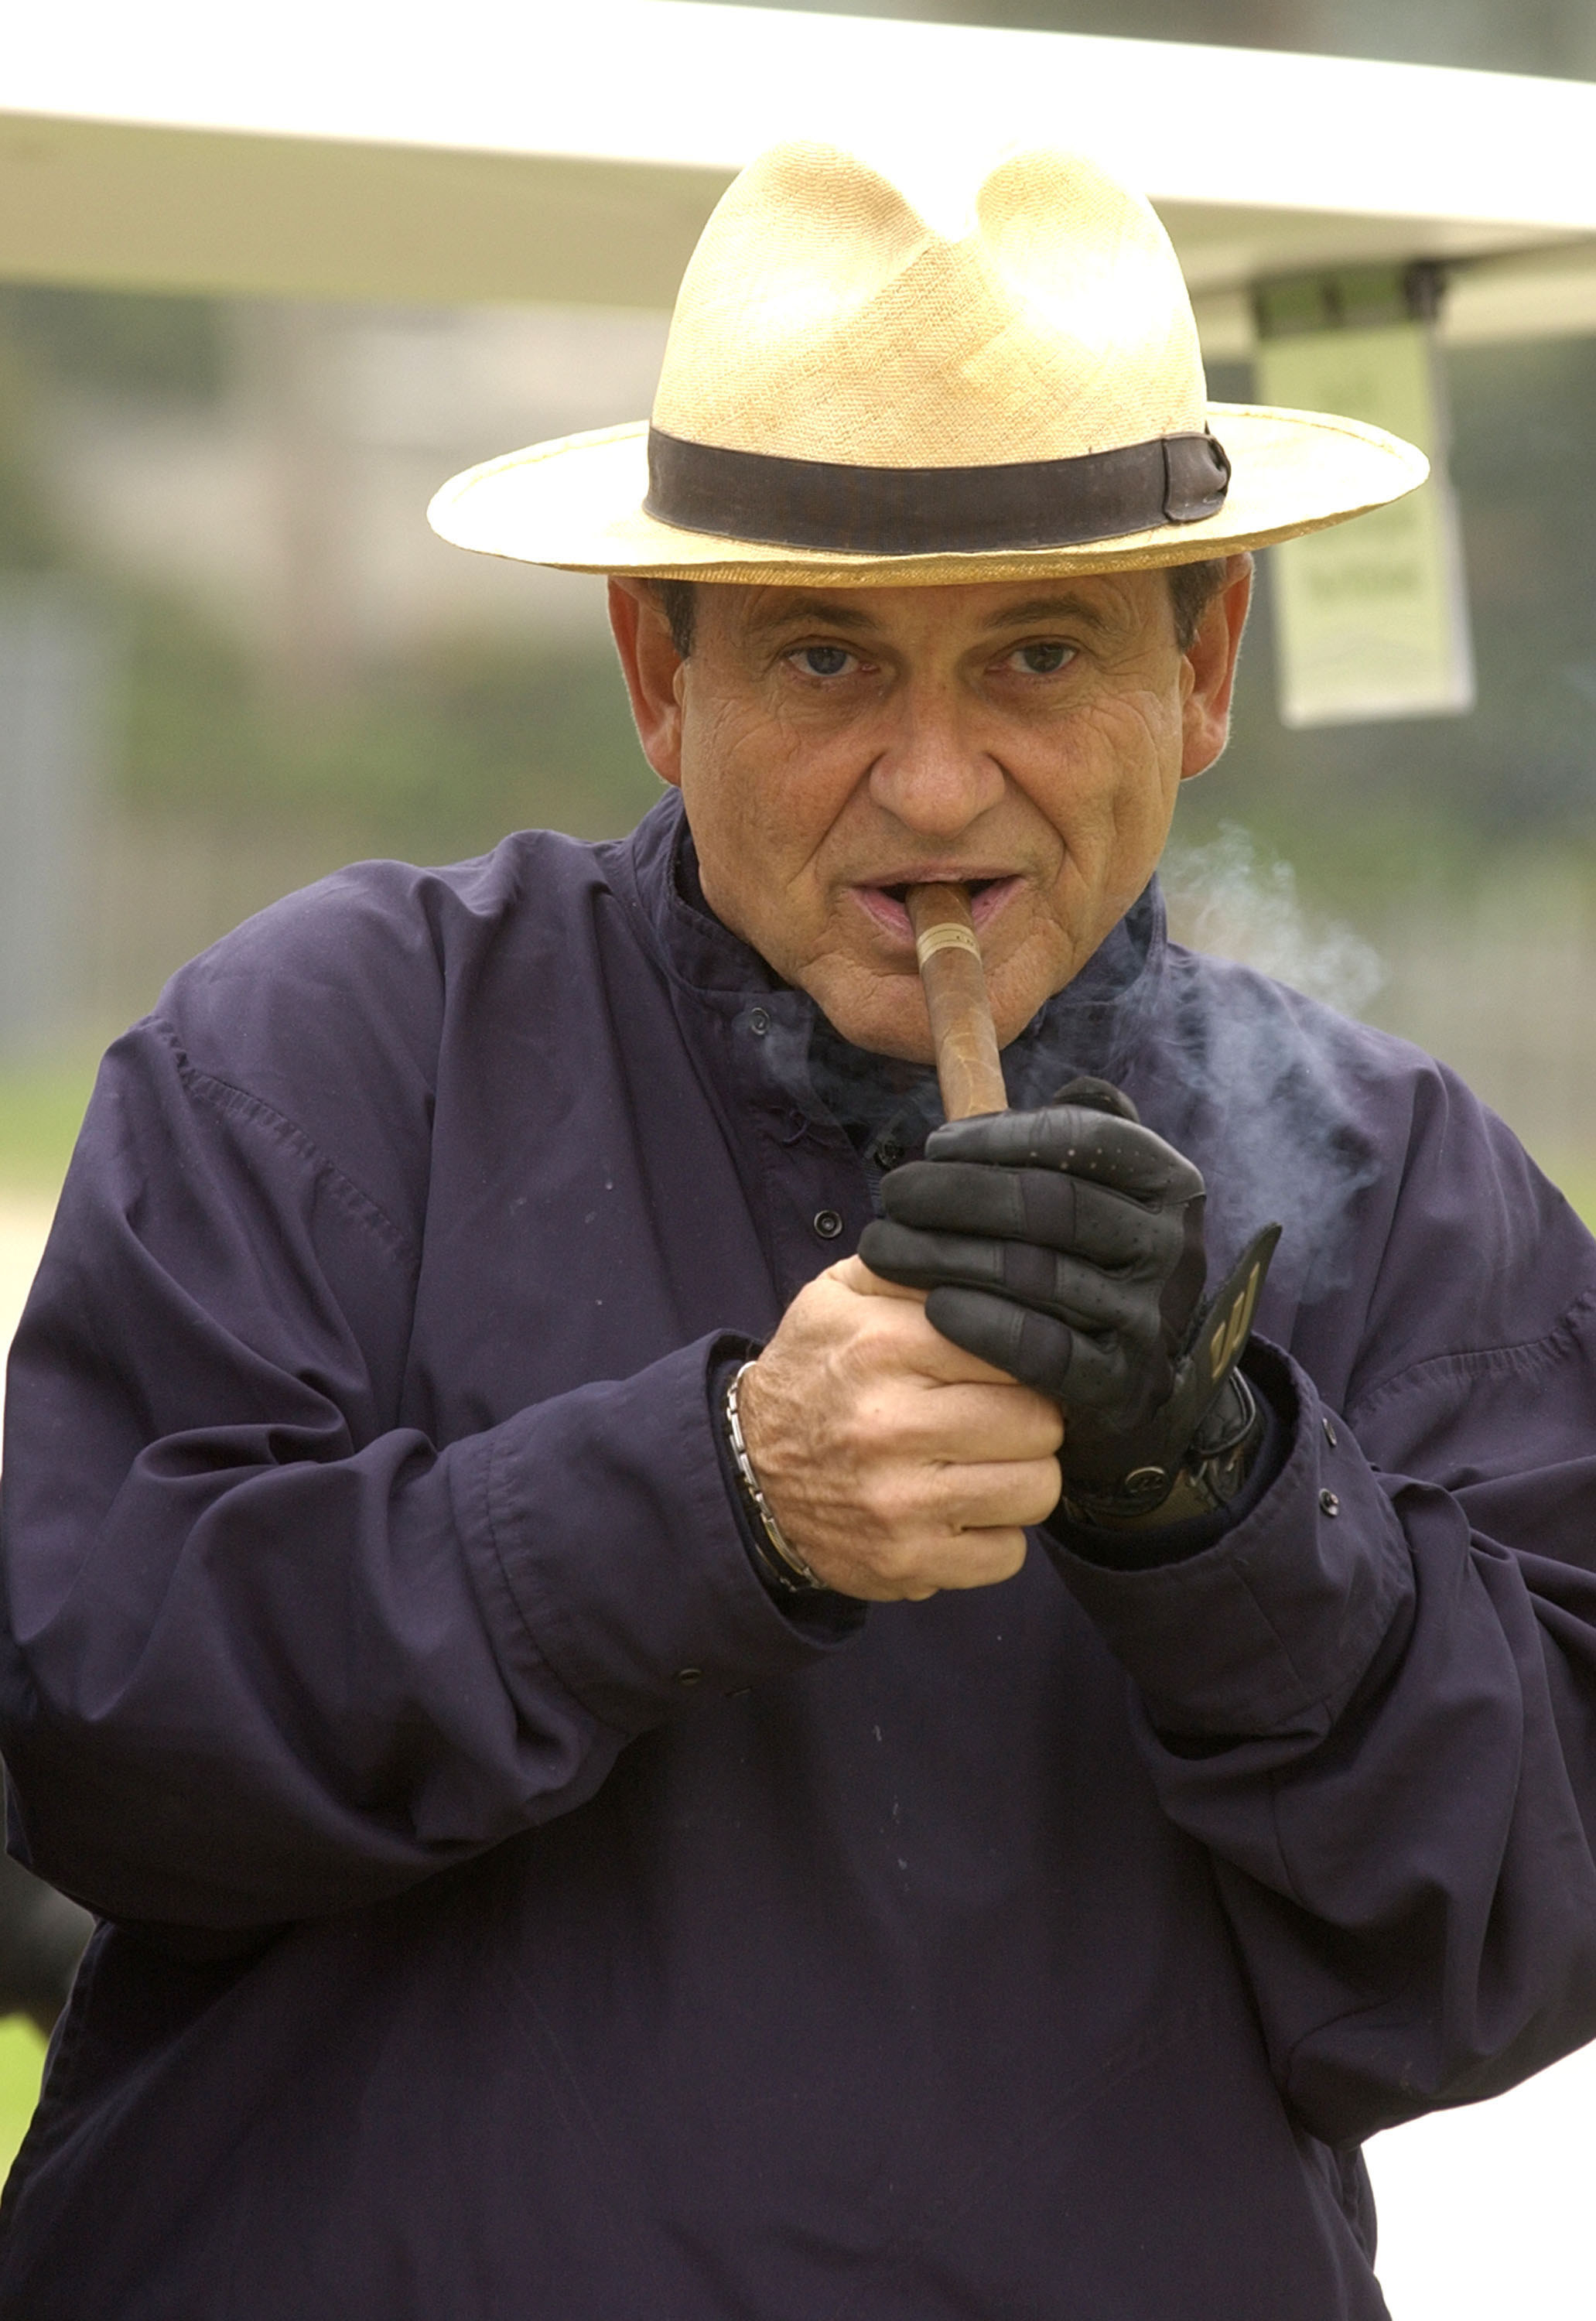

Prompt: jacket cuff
xmin=451 ymin=1335 xmax=857 ymax=1735
xmin=1043 ymin=1340 xmax=1411 ymax=1739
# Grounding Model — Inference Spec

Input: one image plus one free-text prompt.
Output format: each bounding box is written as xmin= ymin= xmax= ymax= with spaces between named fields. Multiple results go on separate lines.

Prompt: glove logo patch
xmin=1205 ymin=1258 xmax=1265 ymax=1385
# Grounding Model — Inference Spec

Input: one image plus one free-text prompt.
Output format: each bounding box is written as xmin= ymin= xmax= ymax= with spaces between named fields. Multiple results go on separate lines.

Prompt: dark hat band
xmin=644 ymin=426 xmax=1230 ymax=555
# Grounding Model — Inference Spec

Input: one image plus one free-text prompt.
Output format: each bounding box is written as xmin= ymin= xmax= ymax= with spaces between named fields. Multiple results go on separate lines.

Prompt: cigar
xmin=906 ymin=884 xmax=1007 ymax=1122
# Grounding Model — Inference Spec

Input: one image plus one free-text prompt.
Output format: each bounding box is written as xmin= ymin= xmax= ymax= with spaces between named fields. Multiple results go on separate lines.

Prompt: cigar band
xmin=914 ymin=921 xmax=983 ymax=968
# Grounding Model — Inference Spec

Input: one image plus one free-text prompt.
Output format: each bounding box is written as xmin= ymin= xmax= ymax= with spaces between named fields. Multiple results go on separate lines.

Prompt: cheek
xmin=695 ymin=697 xmax=868 ymax=863
xmin=675 ymin=696 xmax=861 ymax=960
xmin=1100 ymin=677 xmax=1184 ymax=771
xmin=1095 ymin=699 xmax=1186 ymax=923
xmin=679 ymin=699 xmax=784 ymax=849
xmin=1024 ymin=688 xmax=1179 ymax=853
xmin=1083 ymin=686 xmax=1184 ymax=838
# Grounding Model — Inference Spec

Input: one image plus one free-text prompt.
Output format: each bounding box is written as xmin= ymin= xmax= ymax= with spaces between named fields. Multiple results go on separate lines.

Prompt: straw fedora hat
xmin=428 ymin=139 xmax=1427 ymax=587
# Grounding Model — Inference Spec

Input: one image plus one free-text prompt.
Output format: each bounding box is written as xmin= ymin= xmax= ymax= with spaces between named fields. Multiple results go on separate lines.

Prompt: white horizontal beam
xmin=12 ymin=0 xmax=1596 ymax=230
xmin=4 ymin=0 xmax=1596 ymax=328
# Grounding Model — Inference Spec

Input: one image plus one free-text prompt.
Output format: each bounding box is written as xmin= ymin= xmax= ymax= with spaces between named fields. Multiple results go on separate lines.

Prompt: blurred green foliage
xmin=0 ymin=1056 xmax=98 ymax=1195
xmin=1550 ymin=1160 xmax=1596 ymax=1233
xmin=121 ymin=592 xmax=661 ymax=865
xmin=0 ymin=2020 xmax=46 ymax=2188
xmin=0 ymin=345 xmax=60 ymax=572
xmin=0 ymin=285 xmax=227 ymax=405
xmin=0 ymin=280 xmax=662 ymax=872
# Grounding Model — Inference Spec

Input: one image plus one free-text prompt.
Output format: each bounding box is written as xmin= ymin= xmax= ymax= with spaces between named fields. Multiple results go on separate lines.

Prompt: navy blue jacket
xmin=4 ymin=793 xmax=1596 ymax=2319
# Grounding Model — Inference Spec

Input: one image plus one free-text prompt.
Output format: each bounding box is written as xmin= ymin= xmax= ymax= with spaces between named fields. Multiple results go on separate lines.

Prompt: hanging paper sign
xmin=1256 ymin=295 xmax=1475 ymax=729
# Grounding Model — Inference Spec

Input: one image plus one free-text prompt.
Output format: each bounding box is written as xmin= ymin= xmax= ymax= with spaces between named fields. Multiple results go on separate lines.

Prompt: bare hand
xmin=736 ymin=1256 xmax=1064 ymax=1601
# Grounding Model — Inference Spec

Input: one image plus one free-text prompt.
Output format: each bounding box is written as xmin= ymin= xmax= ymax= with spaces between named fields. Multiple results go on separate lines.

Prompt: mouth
xmin=850 ymin=873 xmax=1024 ymax=946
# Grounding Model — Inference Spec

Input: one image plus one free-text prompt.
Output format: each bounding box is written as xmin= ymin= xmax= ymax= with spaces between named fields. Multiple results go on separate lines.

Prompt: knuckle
xmin=859 ymin=1466 xmax=917 ymax=1537
xmin=996 ymin=1529 xmax=1030 ymax=1577
xmin=1030 ymin=1404 xmax=1067 ymax=1454
xmin=968 ymin=1528 xmax=1028 ymax=1584
xmin=873 ymin=1531 xmax=935 ymax=1591
xmin=918 ymin=1463 xmax=965 ymax=1524
xmin=1020 ymin=1460 xmax=1064 ymax=1524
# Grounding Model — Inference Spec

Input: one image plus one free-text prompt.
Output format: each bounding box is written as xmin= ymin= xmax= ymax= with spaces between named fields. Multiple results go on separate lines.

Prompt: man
xmin=3 ymin=138 xmax=1596 ymax=2319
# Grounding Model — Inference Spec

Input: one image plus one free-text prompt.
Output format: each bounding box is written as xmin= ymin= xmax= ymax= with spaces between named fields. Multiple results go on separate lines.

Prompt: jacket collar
xmin=611 ymin=789 xmax=1168 ymax=1131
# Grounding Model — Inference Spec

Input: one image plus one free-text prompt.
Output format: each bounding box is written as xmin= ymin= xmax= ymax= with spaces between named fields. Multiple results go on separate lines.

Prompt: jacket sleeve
xmin=0 ymin=1018 xmax=842 ymax=1934
xmin=1048 ymin=1089 xmax=1596 ymax=2150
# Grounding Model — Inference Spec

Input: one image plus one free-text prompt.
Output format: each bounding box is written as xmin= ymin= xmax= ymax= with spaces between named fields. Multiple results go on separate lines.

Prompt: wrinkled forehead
xmin=678 ymin=568 xmax=1178 ymax=650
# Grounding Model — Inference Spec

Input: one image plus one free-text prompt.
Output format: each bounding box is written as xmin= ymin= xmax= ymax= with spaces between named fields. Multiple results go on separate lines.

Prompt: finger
xmin=1050 ymin=1075 xmax=1140 ymax=1122
xmin=925 ymin=1284 xmax=1078 ymax=1398
xmin=864 ymin=1525 xmax=1034 ymax=1601
xmin=924 ymin=1286 xmax=1140 ymax=1413
xmin=786 ymin=1264 xmax=1003 ymax=1389
xmin=923 ymin=1527 xmax=1032 ymax=1594
xmin=863 ymin=1222 xmax=1157 ymax=1340
xmin=877 ymin=1164 xmax=1184 ymax=1273
xmin=901 ymin=1380 xmax=1065 ymax=1463
xmin=918 ymin=1467 xmax=1067 ymax=1560
xmin=926 ymin=1106 xmax=1204 ymax=1204
xmin=857 ymin=1294 xmax=1034 ymax=1389
xmin=904 ymin=1329 xmax=1045 ymax=1393
xmin=930 ymin=1458 xmax=1065 ymax=1535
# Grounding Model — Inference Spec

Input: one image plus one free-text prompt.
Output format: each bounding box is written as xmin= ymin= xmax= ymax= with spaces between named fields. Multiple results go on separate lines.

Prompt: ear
xmin=1179 ymin=555 xmax=1253 ymax=781
xmin=608 ymin=578 xmax=685 ymax=788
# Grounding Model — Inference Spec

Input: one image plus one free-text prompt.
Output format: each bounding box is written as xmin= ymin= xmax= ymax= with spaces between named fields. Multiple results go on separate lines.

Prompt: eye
xmin=788 ymin=644 xmax=857 ymax=679
xmin=1007 ymin=640 xmax=1075 ymax=675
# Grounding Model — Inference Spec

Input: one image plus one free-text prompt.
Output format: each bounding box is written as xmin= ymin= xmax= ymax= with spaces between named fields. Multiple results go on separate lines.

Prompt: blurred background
xmin=5 ymin=2 xmax=1596 ymax=2286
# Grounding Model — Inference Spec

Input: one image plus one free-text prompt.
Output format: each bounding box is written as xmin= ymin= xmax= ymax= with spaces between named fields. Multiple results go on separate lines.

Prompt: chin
xmin=802 ymin=975 xmax=934 ymax=1064
xmin=822 ymin=1007 xmax=936 ymax=1065
xmin=808 ymin=949 xmax=1068 ymax=1065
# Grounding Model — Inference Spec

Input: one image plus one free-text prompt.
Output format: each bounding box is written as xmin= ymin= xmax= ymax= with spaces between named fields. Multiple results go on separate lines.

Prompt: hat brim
xmin=426 ymin=403 xmax=1427 ymax=586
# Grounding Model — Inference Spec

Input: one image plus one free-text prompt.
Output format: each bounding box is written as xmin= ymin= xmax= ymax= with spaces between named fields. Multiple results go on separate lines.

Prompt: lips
xmin=850 ymin=873 xmax=1024 ymax=945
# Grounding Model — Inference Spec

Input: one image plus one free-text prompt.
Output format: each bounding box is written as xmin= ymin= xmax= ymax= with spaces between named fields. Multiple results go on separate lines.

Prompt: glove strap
xmin=1058 ymin=1370 xmax=1264 ymax=1531
xmin=1057 ymin=1223 xmax=1280 ymax=1533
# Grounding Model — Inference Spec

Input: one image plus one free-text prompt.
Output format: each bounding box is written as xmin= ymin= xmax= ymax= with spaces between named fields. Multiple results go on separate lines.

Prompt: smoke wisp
xmin=1163 ymin=825 xmax=1385 ymax=1017
xmin=1157 ymin=827 xmax=1388 ymax=1304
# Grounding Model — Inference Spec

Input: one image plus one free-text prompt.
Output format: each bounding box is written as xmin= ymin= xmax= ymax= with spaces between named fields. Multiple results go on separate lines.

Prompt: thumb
xmin=828 ymin=1254 xmax=928 ymax=1303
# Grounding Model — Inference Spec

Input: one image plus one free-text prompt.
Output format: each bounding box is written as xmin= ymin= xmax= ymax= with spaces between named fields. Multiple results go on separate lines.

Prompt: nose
xmin=866 ymin=677 xmax=1005 ymax=838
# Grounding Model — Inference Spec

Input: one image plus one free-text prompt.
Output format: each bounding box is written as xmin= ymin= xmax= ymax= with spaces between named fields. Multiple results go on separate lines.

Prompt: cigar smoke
xmin=1162 ymin=826 xmax=1384 ymax=1015
xmin=1160 ymin=825 xmax=1386 ymax=1305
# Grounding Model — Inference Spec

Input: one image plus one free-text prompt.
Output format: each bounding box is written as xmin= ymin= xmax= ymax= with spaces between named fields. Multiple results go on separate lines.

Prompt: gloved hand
xmin=858 ymin=1078 xmax=1279 ymax=1526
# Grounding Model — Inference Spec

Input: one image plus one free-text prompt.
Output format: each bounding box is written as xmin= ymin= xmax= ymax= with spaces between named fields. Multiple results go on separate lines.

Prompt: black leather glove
xmin=859 ymin=1078 xmax=1279 ymax=1526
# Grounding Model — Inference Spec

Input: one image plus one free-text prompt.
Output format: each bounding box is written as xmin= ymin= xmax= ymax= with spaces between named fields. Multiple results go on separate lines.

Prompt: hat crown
xmin=651 ymin=142 xmax=1209 ymax=472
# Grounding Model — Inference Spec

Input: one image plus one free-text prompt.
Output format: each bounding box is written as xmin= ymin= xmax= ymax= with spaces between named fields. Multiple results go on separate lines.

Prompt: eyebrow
xmin=744 ymin=590 xmax=1114 ymax=641
xmin=981 ymin=595 xmax=1112 ymax=634
xmin=746 ymin=595 xmax=882 ymax=637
